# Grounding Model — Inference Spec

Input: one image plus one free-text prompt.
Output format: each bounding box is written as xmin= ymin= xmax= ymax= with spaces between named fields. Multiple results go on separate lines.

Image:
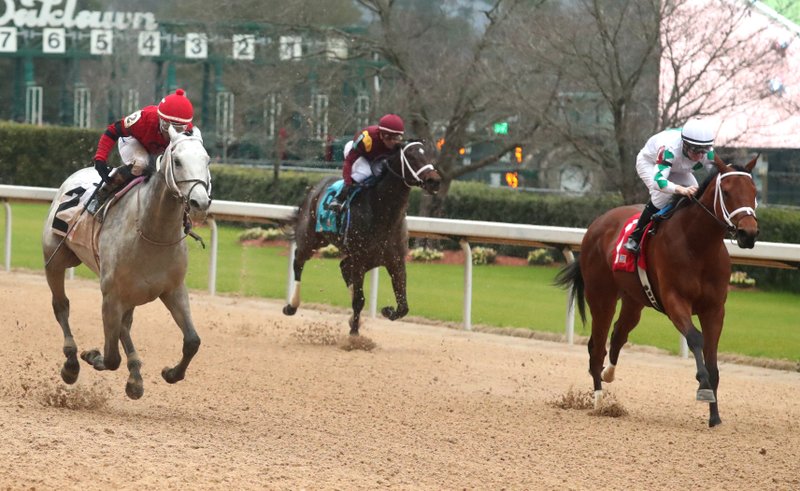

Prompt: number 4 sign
xmin=138 ymin=31 xmax=160 ymax=56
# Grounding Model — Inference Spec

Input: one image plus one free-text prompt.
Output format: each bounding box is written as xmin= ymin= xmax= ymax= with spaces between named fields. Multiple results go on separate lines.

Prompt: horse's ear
xmin=713 ymin=153 xmax=729 ymax=172
xmin=745 ymin=153 xmax=759 ymax=172
xmin=192 ymin=126 xmax=203 ymax=141
xmin=168 ymin=124 xmax=179 ymax=140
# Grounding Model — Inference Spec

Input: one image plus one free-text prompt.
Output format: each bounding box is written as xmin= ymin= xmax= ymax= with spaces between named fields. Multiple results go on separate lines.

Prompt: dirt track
xmin=0 ymin=271 xmax=798 ymax=490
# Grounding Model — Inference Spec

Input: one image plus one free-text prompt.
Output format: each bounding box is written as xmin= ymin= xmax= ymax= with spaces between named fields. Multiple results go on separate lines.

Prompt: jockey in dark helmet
xmin=624 ymin=118 xmax=717 ymax=253
xmin=326 ymin=113 xmax=405 ymax=213
xmin=87 ymin=89 xmax=196 ymax=215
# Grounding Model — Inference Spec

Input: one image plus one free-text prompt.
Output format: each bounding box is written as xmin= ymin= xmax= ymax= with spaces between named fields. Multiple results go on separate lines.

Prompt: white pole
xmin=207 ymin=218 xmax=218 ymax=295
xmin=562 ymin=247 xmax=576 ymax=345
xmin=369 ymin=267 xmax=379 ymax=318
xmin=680 ymin=335 xmax=689 ymax=359
xmin=460 ymin=239 xmax=472 ymax=331
xmin=3 ymin=201 xmax=10 ymax=271
xmin=286 ymin=240 xmax=296 ymax=303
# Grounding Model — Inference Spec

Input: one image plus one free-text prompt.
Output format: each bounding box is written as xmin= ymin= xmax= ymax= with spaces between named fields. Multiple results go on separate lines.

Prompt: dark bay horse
xmin=283 ymin=140 xmax=441 ymax=335
xmin=42 ymin=126 xmax=211 ymax=399
xmin=555 ymin=154 xmax=758 ymax=427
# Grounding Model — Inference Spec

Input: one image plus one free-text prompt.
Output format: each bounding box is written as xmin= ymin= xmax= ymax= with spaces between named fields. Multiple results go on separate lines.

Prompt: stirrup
xmin=86 ymin=197 xmax=101 ymax=215
xmin=623 ymin=237 xmax=640 ymax=253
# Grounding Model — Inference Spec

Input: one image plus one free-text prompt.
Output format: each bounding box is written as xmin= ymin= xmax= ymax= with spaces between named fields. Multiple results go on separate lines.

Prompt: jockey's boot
xmin=326 ymin=184 xmax=352 ymax=213
xmin=86 ymin=166 xmax=133 ymax=216
xmin=624 ymin=201 xmax=659 ymax=254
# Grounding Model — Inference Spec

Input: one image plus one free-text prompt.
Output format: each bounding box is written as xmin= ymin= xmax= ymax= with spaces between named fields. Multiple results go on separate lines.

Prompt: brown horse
xmin=283 ymin=140 xmax=441 ymax=335
xmin=555 ymin=154 xmax=758 ymax=427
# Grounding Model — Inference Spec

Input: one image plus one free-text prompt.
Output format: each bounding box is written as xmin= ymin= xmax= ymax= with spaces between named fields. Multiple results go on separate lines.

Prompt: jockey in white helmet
xmin=624 ymin=118 xmax=717 ymax=253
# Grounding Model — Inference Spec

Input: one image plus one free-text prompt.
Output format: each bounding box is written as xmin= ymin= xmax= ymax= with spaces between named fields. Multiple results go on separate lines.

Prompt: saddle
xmin=316 ymin=180 xmax=364 ymax=235
xmin=612 ymin=212 xmax=663 ymax=312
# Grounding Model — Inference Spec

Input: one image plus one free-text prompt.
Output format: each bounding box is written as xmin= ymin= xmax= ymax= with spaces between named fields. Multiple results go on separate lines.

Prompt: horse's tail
xmin=553 ymin=260 xmax=586 ymax=324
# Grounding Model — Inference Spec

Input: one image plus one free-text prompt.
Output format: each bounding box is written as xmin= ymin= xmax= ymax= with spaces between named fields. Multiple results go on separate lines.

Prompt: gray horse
xmin=41 ymin=126 xmax=211 ymax=399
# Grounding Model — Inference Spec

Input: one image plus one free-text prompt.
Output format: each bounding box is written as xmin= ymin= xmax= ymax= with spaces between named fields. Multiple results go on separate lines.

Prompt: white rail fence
xmin=3 ymin=184 xmax=799 ymax=354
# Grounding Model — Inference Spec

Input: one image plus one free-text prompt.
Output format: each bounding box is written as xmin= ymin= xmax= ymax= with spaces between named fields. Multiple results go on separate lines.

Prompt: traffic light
xmin=493 ymin=122 xmax=509 ymax=135
xmin=505 ymin=171 xmax=519 ymax=188
xmin=514 ymin=145 xmax=523 ymax=164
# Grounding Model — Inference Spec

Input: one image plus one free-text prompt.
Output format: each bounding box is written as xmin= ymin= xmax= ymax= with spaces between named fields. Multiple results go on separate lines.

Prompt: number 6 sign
xmin=42 ymin=28 xmax=66 ymax=54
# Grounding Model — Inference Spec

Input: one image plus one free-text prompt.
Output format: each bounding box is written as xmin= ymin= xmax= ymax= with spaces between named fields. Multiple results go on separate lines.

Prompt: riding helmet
xmin=378 ymin=114 xmax=405 ymax=134
xmin=158 ymin=89 xmax=194 ymax=124
xmin=681 ymin=118 xmax=715 ymax=146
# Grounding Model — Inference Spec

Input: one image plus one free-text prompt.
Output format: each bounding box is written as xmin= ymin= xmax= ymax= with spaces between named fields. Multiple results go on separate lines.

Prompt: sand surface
xmin=0 ymin=271 xmax=798 ymax=490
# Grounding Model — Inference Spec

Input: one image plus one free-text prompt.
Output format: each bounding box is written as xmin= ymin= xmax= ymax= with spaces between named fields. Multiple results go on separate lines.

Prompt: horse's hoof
xmin=601 ymin=365 xmax=615 ymax=383
xmin=125 ymin=381 xmax=144 ymax=400
xmin=709 ymin=415 xmax=722 ymax=427
xmin=80 ymin=349 xmax=105 ymax=370
xmin=283 ymin=304 xmax=297 ymax=316
xmin=593 ymin=389 xmax=604 ymax=410
xmin=162 ymin=367 xmax=184 ymax=384
xmin=60 ymin=364 xmax=80 ymax=385
xmin=381 ymin=306 xmax=395 ymax=319
xmin=349 ymin=329 xmax=359 ymax=336
xmin=696 ymin=388 xmax=716 ymax=403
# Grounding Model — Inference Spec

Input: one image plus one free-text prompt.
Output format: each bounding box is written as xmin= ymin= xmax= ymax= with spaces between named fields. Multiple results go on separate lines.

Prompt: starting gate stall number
xmin=42 ymin=28 xmax=66 ymax=54
xmin=138 ymin=31 xmax=160 ymax=56
xmin=232 ymin=34 xmax=255 ymax=60
xmin=0 ymin=27 xmax=17 ymax=52
xmin=185 ymin=33 xmax=208 ymax=59
xmin=90 ymin=29 xmax=113 ymax=55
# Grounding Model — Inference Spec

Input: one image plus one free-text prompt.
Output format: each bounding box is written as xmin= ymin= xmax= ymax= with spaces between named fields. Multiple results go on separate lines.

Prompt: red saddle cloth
xmin=612 ymin=213 xmax=651 ymax=272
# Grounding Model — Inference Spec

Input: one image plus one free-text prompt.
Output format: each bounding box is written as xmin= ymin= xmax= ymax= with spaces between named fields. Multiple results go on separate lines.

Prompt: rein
xmin=383 ymin=141 xmax=435 ymax=188
xmin=691 ymin=171 xmax=757 ymax=234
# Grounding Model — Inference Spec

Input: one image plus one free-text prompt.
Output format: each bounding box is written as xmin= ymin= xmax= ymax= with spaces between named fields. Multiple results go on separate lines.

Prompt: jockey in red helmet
xmin=326 ymin=113 xmax=405 ymax=213
xmin=87 ymin=89 xmax=196 ymax=215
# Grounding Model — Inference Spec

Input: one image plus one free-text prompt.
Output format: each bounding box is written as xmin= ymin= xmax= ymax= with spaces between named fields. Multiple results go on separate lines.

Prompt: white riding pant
xmin=117 ymin=137 xmax=150 ymax=177
xmin=343 ymin=140 xmax=372 ymax=184
xmin=636 ymin=162 xmax=698 ymax=209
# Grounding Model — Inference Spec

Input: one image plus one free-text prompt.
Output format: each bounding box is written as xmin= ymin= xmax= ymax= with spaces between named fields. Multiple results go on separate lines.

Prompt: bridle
xmin=161 ymin=134 xmax=212 ymax=202
xmin=136 ymin=134 xmax=211 ymax=247
xmin=384 ymin=141 xmax=436 ymax=188
xmin=691 ymin=170 xmax=757 ymax=233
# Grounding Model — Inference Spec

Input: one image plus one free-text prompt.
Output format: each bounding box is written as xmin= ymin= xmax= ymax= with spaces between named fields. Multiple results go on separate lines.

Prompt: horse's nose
xmin=426 ymin=177 xmax=441 ymax=194
xmin=189 ymin=188 xmax=212 ymax=214
xmin=736 ymin=227 xmax=758 ymax=249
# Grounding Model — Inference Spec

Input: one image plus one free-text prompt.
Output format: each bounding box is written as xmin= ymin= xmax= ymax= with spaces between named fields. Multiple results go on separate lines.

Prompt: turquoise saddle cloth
xmin=315 ymin=180 xmax=361 ymax=233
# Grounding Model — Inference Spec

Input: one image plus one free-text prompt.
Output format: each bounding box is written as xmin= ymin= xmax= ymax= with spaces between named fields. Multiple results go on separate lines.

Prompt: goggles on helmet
xmin=684 ymin=142 xmax=711 ymax=155
xmin=160 ymin=118 xmax=189 ymax=134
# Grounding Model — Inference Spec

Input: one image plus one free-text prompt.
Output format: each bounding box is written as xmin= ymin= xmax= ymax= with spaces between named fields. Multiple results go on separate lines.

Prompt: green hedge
xmin=0 ymin=122 xmax=97 ymax=187
xmin=1 ymin=123 xmax=797 ymax=290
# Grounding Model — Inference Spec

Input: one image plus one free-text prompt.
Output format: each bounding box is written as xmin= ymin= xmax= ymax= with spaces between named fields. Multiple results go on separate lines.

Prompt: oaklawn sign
xmin=0 ymin=0 xmax=157 ymax=30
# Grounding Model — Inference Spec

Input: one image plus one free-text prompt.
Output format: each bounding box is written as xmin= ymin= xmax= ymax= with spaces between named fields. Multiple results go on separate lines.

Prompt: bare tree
xmin=509 ymin=0 xmax=796 ymax=203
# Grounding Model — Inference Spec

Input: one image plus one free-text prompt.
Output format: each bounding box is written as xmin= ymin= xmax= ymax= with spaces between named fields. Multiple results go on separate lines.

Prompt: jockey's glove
xmin=94 ymin=159 xmax=111 ymax=183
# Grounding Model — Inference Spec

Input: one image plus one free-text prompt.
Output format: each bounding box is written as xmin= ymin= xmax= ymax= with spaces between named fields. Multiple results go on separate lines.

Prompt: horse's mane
xmin=695 ymin=163 xmax=749 ymax=199
xmin=667 ymin=163 xmax=750 ymax=211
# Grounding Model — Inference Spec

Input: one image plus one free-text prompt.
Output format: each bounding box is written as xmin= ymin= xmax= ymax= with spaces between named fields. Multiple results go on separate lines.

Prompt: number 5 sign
xmin=90 ymin=29 xmax=113 ymax=55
